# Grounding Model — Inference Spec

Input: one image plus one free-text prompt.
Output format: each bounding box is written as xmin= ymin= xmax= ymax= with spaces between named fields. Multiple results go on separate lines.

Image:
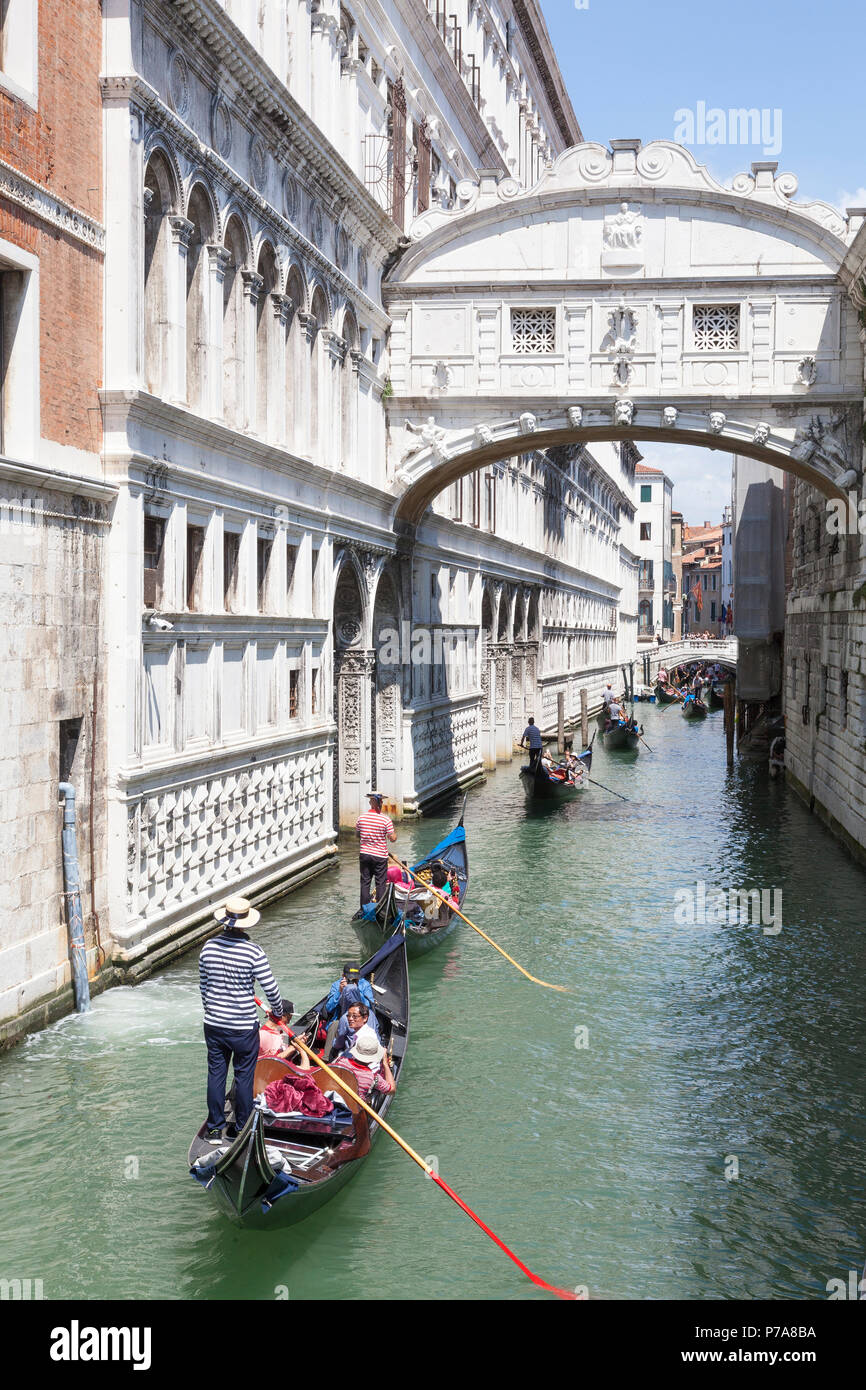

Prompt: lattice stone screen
xmin=693 ymin=304 xmax=740 ymax=350
xmin=511 ymin=308 xmax=556 ymax=354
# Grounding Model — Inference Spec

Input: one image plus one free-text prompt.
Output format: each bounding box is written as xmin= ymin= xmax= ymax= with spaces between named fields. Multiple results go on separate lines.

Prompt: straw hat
xmin=213 ymin=895 xmax=260 ymax=929
xmin=348 ymin=1025 xmax=384 ymax=1067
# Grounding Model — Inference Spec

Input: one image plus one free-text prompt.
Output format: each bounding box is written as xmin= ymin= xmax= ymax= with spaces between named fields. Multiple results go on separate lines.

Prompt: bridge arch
xmin=384 ymin=138 xmax=863 ymax=529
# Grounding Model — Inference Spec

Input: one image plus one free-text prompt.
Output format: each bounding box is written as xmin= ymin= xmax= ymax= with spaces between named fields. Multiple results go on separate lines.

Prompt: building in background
xmin=721 ymin=505 xmax=733 ymax=634
xmin=671 ymin=510 xmax=684 ymax=639
xmin=635 ymin=463 xmax=673 ymax=644
xmin=0 ymin=0 xmax=110 ymax=1045
xmin=680 ymin=522 xmax=723 ymax=635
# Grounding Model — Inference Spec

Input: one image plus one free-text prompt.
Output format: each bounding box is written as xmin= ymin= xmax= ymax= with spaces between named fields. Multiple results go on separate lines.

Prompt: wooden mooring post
xmin=580 ymin=688 xmax=588 ymax=750
xmin=557 ymin=692 xmax=565 ymax=753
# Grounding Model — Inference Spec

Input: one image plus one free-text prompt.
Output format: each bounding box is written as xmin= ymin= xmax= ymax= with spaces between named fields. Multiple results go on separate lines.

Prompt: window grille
xmin=389 ymin=79 xmax=407 ymax=229
xmin=693 ymin=304 xmax=740 ymax=351
xmin=511 ymin=308 xmax=555 ymax=354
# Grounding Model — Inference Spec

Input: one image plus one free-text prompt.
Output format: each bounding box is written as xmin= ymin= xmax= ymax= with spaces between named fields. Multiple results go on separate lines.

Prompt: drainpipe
xmin=58 ymin=782 xmax=91 ymax=1013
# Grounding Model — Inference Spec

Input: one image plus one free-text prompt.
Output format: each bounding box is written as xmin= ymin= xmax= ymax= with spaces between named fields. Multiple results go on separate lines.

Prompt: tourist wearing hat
xmin=355 ymin=790 xmax=396 ymax=908
xmin=323 ymin=960 xmax=377 ymax=1022
xmin=199 ymin=896 xmax=292 ymax=1141
xmin=333 ymin=1024 xmax=395 ymax=1098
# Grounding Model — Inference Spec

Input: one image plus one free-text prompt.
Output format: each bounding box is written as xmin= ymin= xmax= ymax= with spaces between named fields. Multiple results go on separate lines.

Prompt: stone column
xmin=205 ymin=244 xmax=231 ymax=420
xmin=494 ymin=644 xmax=512 ymax=761
xmin=334 ymin=649 xmax=375 ymax=825
xmin=167 ymin=215 xmax=193 ymax=404
xmin=269 ymin=292 xmax=291 ymax=443
xmin=241 ymin=269 xmax=264 ymax=433
xmin=325 ymin=330 xmax=347 ymax=468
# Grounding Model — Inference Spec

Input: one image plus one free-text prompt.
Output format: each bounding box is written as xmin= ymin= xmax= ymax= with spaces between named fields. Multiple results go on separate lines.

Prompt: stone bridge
xmin=384 ymin=140 xmax=865 ymax=526
xmin=648 ymin=637 xmax=739 ymax=679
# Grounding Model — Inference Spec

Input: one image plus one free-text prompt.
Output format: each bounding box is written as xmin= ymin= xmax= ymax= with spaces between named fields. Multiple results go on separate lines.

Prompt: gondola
xmin=654 ymin=681 xmax=680 ymax=705
xmin=519 ymin=738 xmax=593 ymax=803
xmin=681 ymin=693 xmax=708 ymax=719
xmin=351 ymin=803 xmax=469 ymax=958
xmin=188 ymin=931 xmax=409 ymax=1229
xmin=707 ymin=681 xmax=725 ymax=710
xmin=603 ymin=718 xmax=640 ymax=750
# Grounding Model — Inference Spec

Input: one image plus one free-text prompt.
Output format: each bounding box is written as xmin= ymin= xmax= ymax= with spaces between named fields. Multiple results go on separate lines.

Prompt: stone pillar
xmin=167 ymin=215 xmax=193 ymax=404
xmin=205 ymin=244 xmax=231 ymax=420
xmin=241 ymin=269 xmax=263 ymax=432
xmin=494 ymin=645 xmax=512 ymax=761
xmin=334 ymin=649 xmax=374 ymax=825
xmin=269 ymin=292 xmax=291 ymax=443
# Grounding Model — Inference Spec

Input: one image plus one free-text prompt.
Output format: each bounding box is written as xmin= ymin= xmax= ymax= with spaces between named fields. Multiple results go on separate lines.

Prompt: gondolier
xmin=520 ymin=716 xmax=544 ymax=771
xmin=356 ymin=791 xmax=396 ymax=908
xmin=199 ymin=896 xmax=292 ymax=1141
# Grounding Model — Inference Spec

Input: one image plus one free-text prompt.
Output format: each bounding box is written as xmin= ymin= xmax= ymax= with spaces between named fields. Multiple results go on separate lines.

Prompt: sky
xmin=540 ymin=0 xmax=866 ymax=523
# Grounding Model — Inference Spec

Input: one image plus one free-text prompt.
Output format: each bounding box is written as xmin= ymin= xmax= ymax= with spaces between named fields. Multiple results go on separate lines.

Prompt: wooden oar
xmin=255 ymin=1000 xmax=578 ymax=1300
xmin=389 ymin=853 xmax=568 ymax=993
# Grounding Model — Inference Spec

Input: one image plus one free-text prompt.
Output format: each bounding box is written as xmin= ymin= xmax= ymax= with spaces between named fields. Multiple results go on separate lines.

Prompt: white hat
xmin=349 ymin=1025 xmax=384 ymax=1067
xmin=213 ymin=895 xmax=260 ymax=929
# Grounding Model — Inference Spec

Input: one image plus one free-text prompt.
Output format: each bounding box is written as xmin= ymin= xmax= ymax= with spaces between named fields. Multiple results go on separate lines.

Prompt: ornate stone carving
xmin=167 ymin=51 xmax=190 ymax=118
xmin=663 ymin=406 xmax=678 ymax=427
xmin=797 ymin=355 xmax=817 ymax=386
xmin=614 ymin=398 xmax=634 ymax=426
xmin=790 ymin=413 xmax=855 ymax=476
xmin=602 ymin=202 xmax=644 ymax=264
xmin=335 ymin=225 xmax=350 ymax=270
xmin=283 ymin=173 xmax=298 ymax=221
xmin=708 ymin=411 xmax=726 ymax=434
xmin=753 ymin=422 xmax=770 ymax=446
xmin=403 ymin=416 xmax=446 ymax=461
xmin=211 ymin=94 xmax=233 ymax=160
xmin=518 ymin=411 xmax=537 ymax=434
xmin=357 ymin=249 xmax=368 ymax=289
xmin=567 ymin=406 xmax=583 ymax=428
xmin=169 ymin=215 xmax=194 ymax=248
xmin=250 ymin=136 xmax=267 ymax=192
xmin=474 ymin=424 xmax=493 ymax=447
xmin=126 ymin=750 xmax=329 ymax=918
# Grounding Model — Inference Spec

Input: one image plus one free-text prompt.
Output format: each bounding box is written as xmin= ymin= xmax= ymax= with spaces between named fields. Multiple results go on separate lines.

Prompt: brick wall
xmin=785 ymin=479 xmax=866 ymax=863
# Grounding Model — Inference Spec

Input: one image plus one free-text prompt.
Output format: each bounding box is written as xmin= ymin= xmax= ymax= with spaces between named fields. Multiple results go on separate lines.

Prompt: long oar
xmin=389 ymin=854 xmax=568 ymax=993
xmin=255 ymin=1000 xmax=578 ymax=1300
xmin=638 ymin=732 xmax=654 ymax=753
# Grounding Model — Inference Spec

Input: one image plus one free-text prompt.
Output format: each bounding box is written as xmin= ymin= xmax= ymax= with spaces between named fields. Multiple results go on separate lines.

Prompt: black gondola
xmin=187 ymin=932 xmax=409 ymax=1229
xmin=603 ymin=718 xmax=640 ymax=750
xmin=351 ymin=804 xmax=469 ymax=958
xmin=681 ymin=694 xmax=708 ymax=719
xmin=519 ymin=738 xmax=593 ymax=802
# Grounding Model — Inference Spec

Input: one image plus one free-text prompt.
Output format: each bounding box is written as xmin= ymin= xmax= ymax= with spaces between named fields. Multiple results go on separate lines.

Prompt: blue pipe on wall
xmin=58 ymin=782 xmax=91 ymax=1014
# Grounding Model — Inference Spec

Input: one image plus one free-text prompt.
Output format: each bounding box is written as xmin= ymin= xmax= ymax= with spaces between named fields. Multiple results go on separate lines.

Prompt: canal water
xmin=2 ymin=704 xmax=865 ymax=1301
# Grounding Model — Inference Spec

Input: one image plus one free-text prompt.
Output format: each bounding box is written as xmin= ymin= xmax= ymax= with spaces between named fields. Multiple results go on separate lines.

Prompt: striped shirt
xmin=355 ymin=809 xmax=395 ymax=859
xmin=199 ymin=932 xmax=284 ymax=1031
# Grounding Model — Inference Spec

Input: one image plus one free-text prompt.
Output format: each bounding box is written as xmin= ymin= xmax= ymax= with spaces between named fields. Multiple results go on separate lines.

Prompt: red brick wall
xmin=0 ymin=0 xmax=102 ymax=455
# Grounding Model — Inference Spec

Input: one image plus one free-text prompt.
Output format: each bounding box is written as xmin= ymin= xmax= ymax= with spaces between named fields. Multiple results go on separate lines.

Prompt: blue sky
xmin=541 ymin=0 xmax=866 ymax=522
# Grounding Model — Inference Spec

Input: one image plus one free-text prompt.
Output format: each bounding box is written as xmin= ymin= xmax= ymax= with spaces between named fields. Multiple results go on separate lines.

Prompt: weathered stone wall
xmin=0 ymin=486 xmax=108 ymax=1045
xmin=785 ymin=479 xmax=866 ymax=864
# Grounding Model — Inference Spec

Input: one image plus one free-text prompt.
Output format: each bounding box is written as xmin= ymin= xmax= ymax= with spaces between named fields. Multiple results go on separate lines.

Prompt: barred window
xmin=511 ymin=308 xmax=555 ymax=354
xmin=693 ymin=304 xmax=740 ymax=351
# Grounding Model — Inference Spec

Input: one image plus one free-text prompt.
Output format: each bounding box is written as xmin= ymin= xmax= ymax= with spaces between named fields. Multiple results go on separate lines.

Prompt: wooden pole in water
xmin=580 ymin=687 xmax=588 ymax=750
xmin=557 ymin=691 xmax=565 ymax=753
xmin=723 ymin=680 xmax=735 ymax=766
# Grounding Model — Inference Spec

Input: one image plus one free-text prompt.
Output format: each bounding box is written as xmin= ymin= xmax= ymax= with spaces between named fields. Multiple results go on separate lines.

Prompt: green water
xmin=2 ymin=705 xmax=865 ymax=1301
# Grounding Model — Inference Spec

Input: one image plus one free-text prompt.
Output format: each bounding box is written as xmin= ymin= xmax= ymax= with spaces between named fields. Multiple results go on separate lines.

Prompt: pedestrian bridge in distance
xmin=647 ymin=638 xmax=739 ymax=679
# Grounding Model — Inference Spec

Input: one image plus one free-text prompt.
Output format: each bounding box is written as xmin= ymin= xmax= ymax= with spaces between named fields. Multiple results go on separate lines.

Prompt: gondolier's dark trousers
xmin=527 ymin=746 xmax=542 ymax=771
xmin=359 ymin=853 xmax=388 ymax=907
xmin=204 ymin=1023 xmax=259 ymax=1132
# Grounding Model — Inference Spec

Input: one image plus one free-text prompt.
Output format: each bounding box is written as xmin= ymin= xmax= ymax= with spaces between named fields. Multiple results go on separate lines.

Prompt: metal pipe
xmin=58 ymin=782 xmax=91 ymax=1013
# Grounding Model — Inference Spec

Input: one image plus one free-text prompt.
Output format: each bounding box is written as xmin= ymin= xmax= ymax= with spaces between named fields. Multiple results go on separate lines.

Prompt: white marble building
xmin=635 ymin=462 xmax=673 ymax=643
xmin=95 ymin=0 xmax=634 ymax=984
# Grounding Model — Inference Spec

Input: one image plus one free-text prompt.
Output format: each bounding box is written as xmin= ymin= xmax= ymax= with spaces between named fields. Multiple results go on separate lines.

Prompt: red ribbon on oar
xmin=254 ymin=999 xmax=578 ymax=1300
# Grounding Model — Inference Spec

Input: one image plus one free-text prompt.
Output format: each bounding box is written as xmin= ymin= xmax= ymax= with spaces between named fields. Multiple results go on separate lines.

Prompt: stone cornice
xmin=0 ymin=156 xmax=105 ymax=252
xmin=0 ymin=454 xmax=116 ymax=501
xmin=137 ymin=0 xmax=402 ymax=251
xmin=101 ymin=74 xmax=390 ymax=329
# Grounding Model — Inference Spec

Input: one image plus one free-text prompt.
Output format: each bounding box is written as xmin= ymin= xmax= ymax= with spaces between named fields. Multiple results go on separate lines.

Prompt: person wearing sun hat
xmin=199 ymin=895 xmax=292 ymax=1140
xmin=333 ymin=1023 xmax=395 ymax=1099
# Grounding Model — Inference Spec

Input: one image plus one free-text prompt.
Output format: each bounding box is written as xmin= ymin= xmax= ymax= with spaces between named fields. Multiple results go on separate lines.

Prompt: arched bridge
xmin=649 ymin=638 xmax=738 ymax=679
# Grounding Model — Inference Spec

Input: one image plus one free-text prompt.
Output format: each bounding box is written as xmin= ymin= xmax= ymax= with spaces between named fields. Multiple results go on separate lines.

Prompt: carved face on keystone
xmin=614 ymin=399 xmax=634 ymax=427
xmin=753 ymin=422 xmax=770 ymax=446
xmin=708 ymin=412 xmax=726 ymax=434
xmin=663 ymin=407 xmax=677 ymax=427
xmin=567 ymin=406 xmax=583 ymax=428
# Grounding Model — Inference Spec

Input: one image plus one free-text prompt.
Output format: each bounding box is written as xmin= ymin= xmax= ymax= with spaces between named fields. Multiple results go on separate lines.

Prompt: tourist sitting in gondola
xmin=322 ymin=961 xmax=376 ymax=1024
xmin=333 ymin=1026 xmax=396 ymax=1098
xmin=327 ymin=1001 xmax=381 ymax=1058
xmin=605 ymin=699 xmax=623 ymax=728
xmin=387 ymin=859 xmax=412 ymax=886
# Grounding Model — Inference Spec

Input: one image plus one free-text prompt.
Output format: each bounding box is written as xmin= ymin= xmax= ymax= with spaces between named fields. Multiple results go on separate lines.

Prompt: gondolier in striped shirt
xmin=355 ymin=790 xmax=397 ymax=908
xmin=199 ymin=896 xmax=292 ymax=1141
